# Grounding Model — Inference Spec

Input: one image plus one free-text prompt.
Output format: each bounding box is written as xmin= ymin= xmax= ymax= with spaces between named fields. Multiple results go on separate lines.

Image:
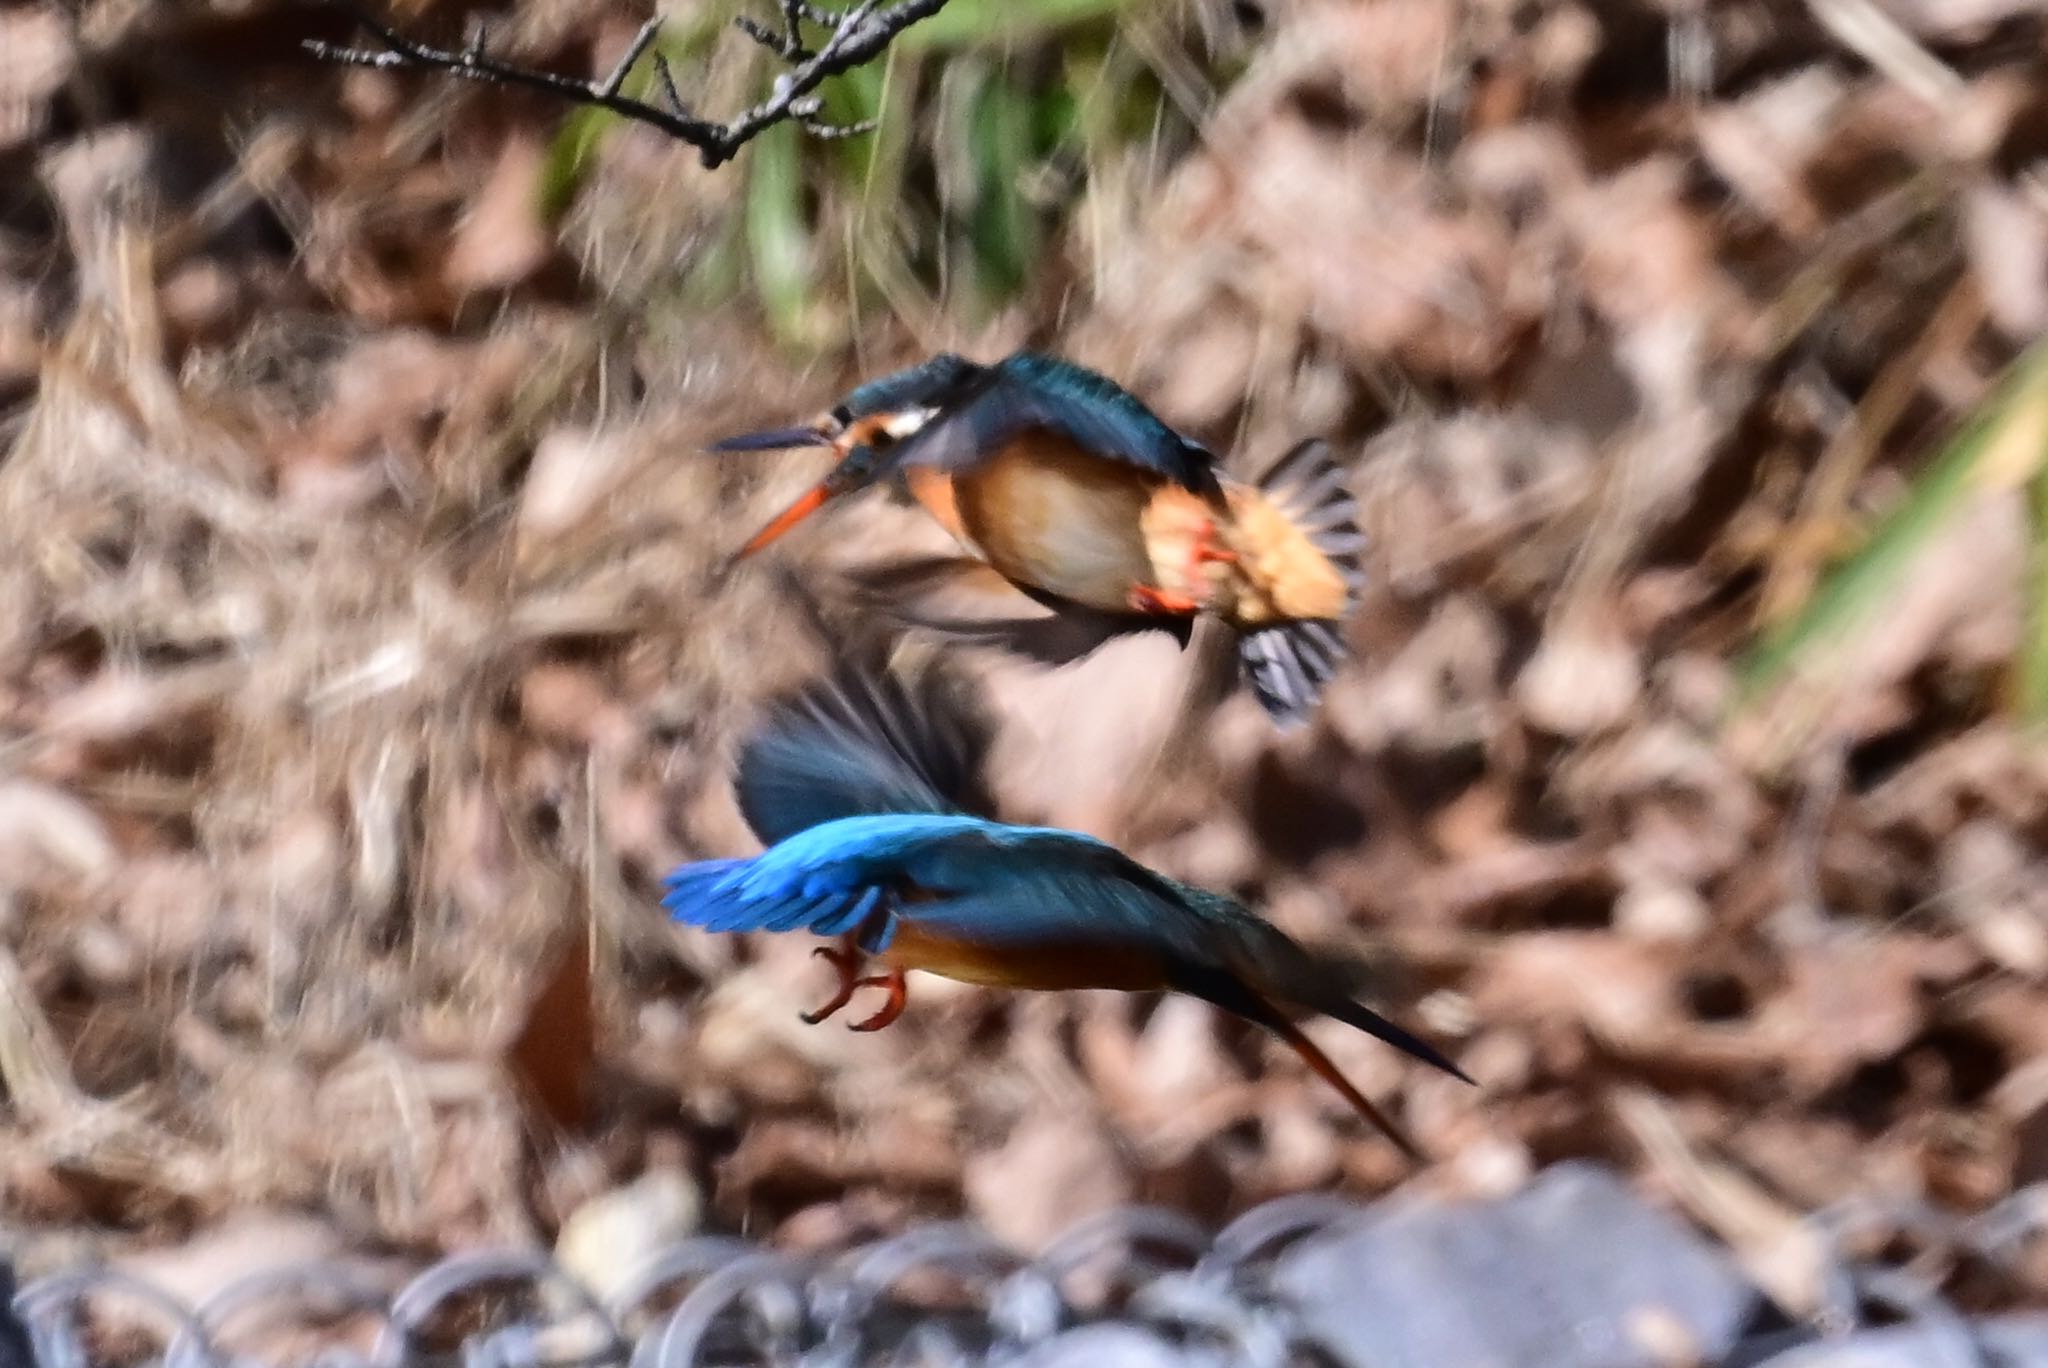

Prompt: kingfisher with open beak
xmin=711 ymin=353 xmax=1367 ymax=726
xmin=663 ymin=661 xmax=1469 ymax=1158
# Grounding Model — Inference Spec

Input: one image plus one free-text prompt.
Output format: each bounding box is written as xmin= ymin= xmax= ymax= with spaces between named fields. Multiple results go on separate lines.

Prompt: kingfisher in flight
xmin=710 ymin=353 xmax=1366 ymax=726
xmin=662 ymin=661 xmax=1469 ymax=1158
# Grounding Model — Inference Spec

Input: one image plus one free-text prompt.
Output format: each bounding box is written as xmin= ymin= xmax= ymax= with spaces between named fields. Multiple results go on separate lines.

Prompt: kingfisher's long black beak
xmin=710 ymin=426 xmax=833 ymax=452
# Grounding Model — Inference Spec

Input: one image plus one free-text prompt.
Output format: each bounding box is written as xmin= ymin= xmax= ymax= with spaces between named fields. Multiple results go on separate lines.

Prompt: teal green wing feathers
xmin=889 ymin=353 xmax=1221 ymax=495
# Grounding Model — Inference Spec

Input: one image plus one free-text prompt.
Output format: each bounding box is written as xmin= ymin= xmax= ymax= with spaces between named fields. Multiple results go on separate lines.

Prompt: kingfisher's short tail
xmin=1236 ymin=439 xmax=1366 ymax=726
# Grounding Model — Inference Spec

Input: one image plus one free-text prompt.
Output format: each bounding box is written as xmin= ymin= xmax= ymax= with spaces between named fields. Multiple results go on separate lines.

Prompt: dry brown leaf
xmin=508 ymin=932 xmax=598 ymax=1134
xmin=1471 ymin=934 xmax=1677 ymax=1046
xmin=444 ymin=134 xmax=552 ymax=292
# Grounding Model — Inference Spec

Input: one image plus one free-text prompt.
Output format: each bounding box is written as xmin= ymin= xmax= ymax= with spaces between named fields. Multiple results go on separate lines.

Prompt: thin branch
xmin=597 ymin=17 xmax=666 ymax=100
xmin=651 ymin=53 xmax=690 ymax=120
xmin=801 ymin=117 xmax=879 ymax=139
xmin=734 ymin=0 xmax=812 ymax=60
xmin=304 ymin=0 xmax=948 ymax=169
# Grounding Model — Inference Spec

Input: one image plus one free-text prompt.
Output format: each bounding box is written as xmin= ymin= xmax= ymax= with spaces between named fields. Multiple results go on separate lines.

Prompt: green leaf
xmin=745 ymin=118 xmax=817 ymax=345
xmin=820 ymin=60 xmax=889 ymax=182
xmin=1034 ymin=83 xmax=1081 ymax=150
xmin=1738 ymin=338 xmax=2048 ymax=707
xmin=966 ymin=77 xmax=1035 ymax=301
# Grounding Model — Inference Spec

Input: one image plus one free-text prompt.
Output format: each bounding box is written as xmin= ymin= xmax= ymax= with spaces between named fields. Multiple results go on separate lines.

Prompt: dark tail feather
xmin=1259 ymin=1009 xmax=1425 ymax=1163
xmin=1239 ymin=618 xmax=1348 ymax=727
xmin=1218 ymin=913 xmax=1473 ymax=1084
xmin=1312 ymin=991 xmax=1475 ymax=1086
xmin=1176 ymin=961 xmax=1441 ymax=1162
xmin=1254 ymin=438 xmax=1366 ymax=593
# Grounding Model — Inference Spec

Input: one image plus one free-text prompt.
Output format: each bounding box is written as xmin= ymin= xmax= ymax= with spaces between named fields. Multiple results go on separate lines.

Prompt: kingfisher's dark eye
xmin=868 ymin=428 xmax=897 ymax=449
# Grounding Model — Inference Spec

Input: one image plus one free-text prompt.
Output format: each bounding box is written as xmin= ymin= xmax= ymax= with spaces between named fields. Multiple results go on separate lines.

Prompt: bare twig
xmin=736 ymin=0 xmax=841 ymax=60
xmin=304 ymin=0 xmax=947 ymax=168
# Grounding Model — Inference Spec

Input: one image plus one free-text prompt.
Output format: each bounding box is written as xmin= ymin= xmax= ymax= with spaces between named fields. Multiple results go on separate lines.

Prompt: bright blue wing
xmin=663 ymin=816 xmax=1170 ymax=953
xmin=889 ymin=353 xmax=1220 ymax=495
xmin=734 ymin=663 xmax=994 ymax=848
xmin=663 ymin=813 xmax=1002 ymax=950
xmin=661 ymin=814 xmax=1470 ymax=1081
xmin=661 ymin=857 xmax=885 ymax=938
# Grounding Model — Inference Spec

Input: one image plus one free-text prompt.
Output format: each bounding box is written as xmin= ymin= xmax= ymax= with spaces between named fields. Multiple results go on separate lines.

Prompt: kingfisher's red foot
xmin=801 ymin=942 xmax=863 ymax=1025
xmin=1129 ymin=584 xmax=1201 ymax=614
xmin=848 ymin=969 xmax=908 ymax=1032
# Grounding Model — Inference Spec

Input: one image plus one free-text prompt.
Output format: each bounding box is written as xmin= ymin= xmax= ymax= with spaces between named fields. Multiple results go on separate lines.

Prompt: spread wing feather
xmin=733 ymin=661 xmax=995 ymax=847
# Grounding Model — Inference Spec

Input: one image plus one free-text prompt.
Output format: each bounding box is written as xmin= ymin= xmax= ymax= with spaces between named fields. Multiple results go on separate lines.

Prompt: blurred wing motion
xmin=844 ymin=554 xmax=1196 ymax=667
xmin=732 ymin=658 xmax=994 ymax=844
xmin=664 ymin=664 xmax=1468 ymax=1158
xmin=893 ymin=354 xmax=1221 ymax=495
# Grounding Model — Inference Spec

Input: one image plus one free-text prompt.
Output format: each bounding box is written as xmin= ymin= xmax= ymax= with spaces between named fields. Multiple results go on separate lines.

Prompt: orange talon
xmin=800 ymin=940 xmax=864 ymax=1025
xmin=848 ymin=969 xmax=908 ymax=1032
xmin=1129 ymin=584 xmax=1201 ymax=615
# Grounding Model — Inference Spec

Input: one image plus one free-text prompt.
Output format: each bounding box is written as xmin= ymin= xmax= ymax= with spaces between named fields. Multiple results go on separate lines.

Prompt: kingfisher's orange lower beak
xmin=732 ymin=481 xmax=834 ymax=560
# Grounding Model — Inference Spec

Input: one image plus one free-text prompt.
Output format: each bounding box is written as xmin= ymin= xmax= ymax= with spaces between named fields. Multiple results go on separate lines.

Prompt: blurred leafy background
xmin=5 ymin=0 xmax=2048 ymax=1327
xmin=540 ymin=0 xmax=1215 ymax=344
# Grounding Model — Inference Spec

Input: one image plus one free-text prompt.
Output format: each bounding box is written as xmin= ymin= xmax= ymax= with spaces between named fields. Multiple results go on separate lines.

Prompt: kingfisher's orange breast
xmin=952 ymin=434 xmax=1162 ymax=614
xmin=881 ymin=921 xmax=1168 ymax=992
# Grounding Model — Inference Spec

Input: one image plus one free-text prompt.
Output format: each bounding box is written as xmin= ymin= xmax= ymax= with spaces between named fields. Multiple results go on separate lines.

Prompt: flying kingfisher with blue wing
xmin=662 ymin=660 xmax=1470 ymax=1159
xmin=710 ymin=353 xmax=1366 ymax=725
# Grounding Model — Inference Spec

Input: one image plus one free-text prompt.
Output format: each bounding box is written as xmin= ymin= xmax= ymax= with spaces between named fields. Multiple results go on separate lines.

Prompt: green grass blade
xmin=1738 ymin=338 xmax=2048 ymax=706
xmin=2021 ymin=388 xmax=2048 ymax=723
xmin=537 ymin=105 xmax=619 ymax=223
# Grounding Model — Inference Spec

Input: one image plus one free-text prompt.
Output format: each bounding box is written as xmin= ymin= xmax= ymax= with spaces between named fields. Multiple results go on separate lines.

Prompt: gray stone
xmin=1271 ymin=1161 xmax=1765 ymax=1368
